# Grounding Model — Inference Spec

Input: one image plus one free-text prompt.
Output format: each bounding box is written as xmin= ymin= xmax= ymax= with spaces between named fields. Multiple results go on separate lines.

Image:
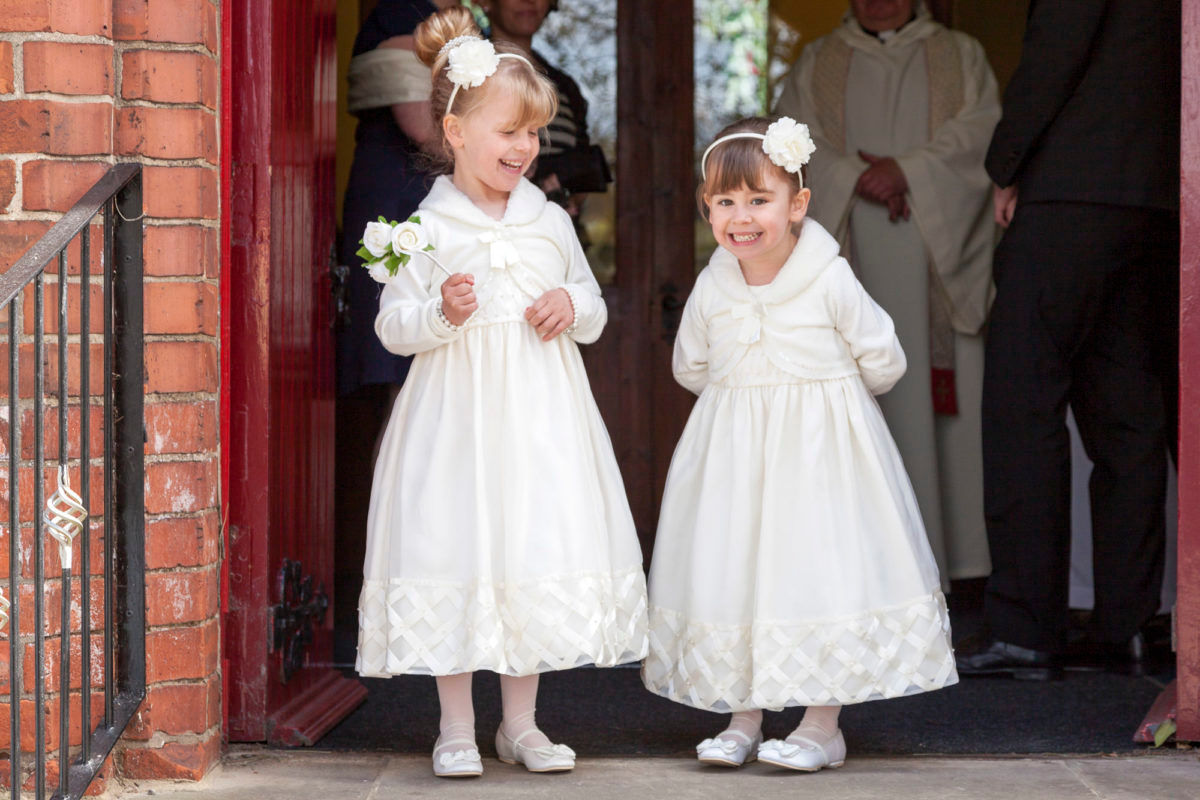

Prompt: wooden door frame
xmin=1176 ymin=0 xmax=1199 ymax=741
xmin=585 ymin=0 xmax=696 ymax=558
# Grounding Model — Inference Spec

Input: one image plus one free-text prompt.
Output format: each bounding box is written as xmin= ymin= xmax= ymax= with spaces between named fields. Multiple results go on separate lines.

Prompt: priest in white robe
xmin=775 ymin=0 xmax=1000 ymax=584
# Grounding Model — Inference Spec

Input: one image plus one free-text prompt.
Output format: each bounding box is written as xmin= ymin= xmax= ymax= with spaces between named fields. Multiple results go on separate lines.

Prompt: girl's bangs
xmin=490 ymin=68 xmax=557 ymax=131
xmin=704 ymin=139 xmax=771 ymax=196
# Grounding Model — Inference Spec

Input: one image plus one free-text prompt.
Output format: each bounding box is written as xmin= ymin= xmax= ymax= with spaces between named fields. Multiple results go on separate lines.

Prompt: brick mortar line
xmin=141 ymin=275 xmax=221 ymax=283
xmin=0 ymin=33 xmax=114 ymax=47
xmin=0 ymin=153 xmax=216 ymax=169
xmin=116 ymin=98 xmax=217 ymax=113
xmin=11 ymin=38 xmax=23 ymax=95
xmin=144 ymin=218 xmax=219 ymax=228
xmin=114 ymin=41 xmax=214 ymax=56
xmin=111 ymin=28 xmax=125 ymax=110
xmin=115 ymin=40 xmax=217 ymax=58
xmin=126 ymin=726 xmax=222 ymax=750
xmin=143 ymin=334 xmax=218 ymax=343
xmin=144 ymin=449 xmax=221 ymax=461
xmin=2 ymin=93 xmax=115 ymax=104
xmin=144 ymin=617 xmax=219 ymax=634
xmin=139 ymin=677 xmax=219 ymax=689
xmin=0 ymin=34 xmax=216 ymax=56
xmin=143 ymin=392 xmax=221 ymax=402
xmin=144 ymin=563 xmax=220 ymax=576
xmin=145 ymin=505 xmax=221 ymax=516
xmin=143 ymin=452 xmax=220 ymax=464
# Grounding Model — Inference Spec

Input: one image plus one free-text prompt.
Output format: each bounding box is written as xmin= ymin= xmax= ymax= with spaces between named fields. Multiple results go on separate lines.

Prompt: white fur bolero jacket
xmin=674 ymin=218 xmax=906 ymax=396
xmin=374 ymin=175 xmax=607 ymax=355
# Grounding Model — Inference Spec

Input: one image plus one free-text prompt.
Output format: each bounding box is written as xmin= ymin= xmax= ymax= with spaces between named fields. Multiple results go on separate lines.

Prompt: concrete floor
xmin=110 ymin=746 xmax=1200 ymax=800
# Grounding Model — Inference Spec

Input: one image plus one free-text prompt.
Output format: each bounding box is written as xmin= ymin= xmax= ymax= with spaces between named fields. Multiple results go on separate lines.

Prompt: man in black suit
xmin=957 ymin=0 xmax=1180 ymax=679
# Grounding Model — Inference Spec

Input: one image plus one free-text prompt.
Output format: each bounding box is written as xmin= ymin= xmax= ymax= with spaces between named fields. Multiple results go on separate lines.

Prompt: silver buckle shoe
xmin=495 ymin=727 xmax=576 ymax=772
xmin=757 ymin=729 xmax=846 ymax=772
xmin=695 ymin=729 xmax=761 ymax=767
xmin=432 ymin=735 xmax=482 ymax=778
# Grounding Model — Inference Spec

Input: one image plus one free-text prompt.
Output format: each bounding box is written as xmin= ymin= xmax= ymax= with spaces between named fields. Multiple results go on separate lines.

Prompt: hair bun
xmin=414 ymin=7 xmax=481 ymax=69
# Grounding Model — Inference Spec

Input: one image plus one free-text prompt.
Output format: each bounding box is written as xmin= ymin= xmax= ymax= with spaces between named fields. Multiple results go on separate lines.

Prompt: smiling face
xmin=849 ymin=0 xmax=916 ymax=33
xmin=705 ymin=169 xmax=810 ymax=280
xmin=444 ymin=85 xmax=542 ymax=211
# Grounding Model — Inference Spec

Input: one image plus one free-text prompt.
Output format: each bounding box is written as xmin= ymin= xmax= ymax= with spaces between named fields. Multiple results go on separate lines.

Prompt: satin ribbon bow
xmin=526 ymin=743 xmax=576 ymax=759
xmin=478 ymin=226 xmax=521 ymax=270
xmin=695 ymin=737 xmax=741 ymax=756
xmin=437 ymin=748 xmax=482 ymax=767
xmin=731 ymin=301 xmax=767 ymax=344
xmin=758 ymin=739 xmax=816 ymax=758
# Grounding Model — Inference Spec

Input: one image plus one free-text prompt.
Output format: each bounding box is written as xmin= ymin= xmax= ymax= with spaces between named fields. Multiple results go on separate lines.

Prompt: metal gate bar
xmin=0 ymin=163 xmax=145 ymax=799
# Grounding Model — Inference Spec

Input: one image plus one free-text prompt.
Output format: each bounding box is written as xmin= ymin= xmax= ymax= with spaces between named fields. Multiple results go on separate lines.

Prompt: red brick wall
xmin=0 ymin=0 xmax=223 ymax=788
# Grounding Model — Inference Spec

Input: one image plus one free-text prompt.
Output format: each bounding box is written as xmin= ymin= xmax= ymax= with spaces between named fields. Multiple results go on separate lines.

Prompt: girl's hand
xmin=525 ymin=288 xmax=575 ymax=342
xmin=441 ymin=273 xmax=477 ymax=327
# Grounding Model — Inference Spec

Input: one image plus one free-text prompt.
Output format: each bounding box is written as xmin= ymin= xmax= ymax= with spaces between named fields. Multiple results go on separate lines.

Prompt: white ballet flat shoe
xmin=431 ymin=735 xmax=483 ymax=778
xmin=495 ymin=727 xmax=576 ymax=772
xmin=695 ymin=729 xmax=761 ymax=767
xmin=757 ymin=730 xmax=847 ymax=772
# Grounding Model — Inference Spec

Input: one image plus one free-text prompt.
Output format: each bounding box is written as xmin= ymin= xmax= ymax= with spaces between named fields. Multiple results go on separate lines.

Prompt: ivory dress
xmin=356 ymin=175 xmax=648 ymax=678
xmin=642 ymin=219 xmax=957 ymax=712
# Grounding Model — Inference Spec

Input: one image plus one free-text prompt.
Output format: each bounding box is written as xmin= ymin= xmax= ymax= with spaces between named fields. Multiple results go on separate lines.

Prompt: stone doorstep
xmin=108 ymin=748 xmax=1200 ymax=800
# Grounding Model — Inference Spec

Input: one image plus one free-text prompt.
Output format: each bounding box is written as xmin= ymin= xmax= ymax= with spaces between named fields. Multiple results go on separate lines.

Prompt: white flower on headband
xmin=446 ymin=38 xmax=499 ymax=90
xmin=762 ymin=117 xmax=816 ymax=175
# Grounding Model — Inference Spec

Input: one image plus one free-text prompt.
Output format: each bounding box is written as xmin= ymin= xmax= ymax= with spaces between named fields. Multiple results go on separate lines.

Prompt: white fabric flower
xmin=391 ymin=220 xmax=429 ymax=254
xmin=445 ymin=39 xmax=499 ymax=90
xmin=361 ymin=221 xmax=393 ymax=258
xmin=367 ymin=261 xmax=392 ymax=284
xmin=763 ymin=117 xmax=816 ymax=175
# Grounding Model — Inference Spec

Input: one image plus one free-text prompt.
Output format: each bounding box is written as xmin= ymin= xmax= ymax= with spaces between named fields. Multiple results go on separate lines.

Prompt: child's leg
xmin=789 ymin=704 xmax=841 ymax=743
xmin=696 ymin=709 xmax=762 ymax=766
xmin=719 ymin=709 xmax=763 ymax=740
xmin=499 ymin=673 xmax=552 ymax=748
xmin=758 ymin=704 xmax=845 ymax=771
xmin=434 ymin=672 xmax=477 ymax=755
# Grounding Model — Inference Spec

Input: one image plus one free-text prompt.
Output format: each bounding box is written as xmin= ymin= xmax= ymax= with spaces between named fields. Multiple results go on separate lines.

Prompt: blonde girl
xmin=355 ymin=6 xmax=647 ymax=778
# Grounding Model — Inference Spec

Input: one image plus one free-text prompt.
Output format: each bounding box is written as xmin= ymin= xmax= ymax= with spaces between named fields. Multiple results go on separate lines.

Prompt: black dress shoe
xmin=955 ymin=640 xmax=1062 ymax=681
xmin=1065 ymin=632 xmax=1150 ymax=676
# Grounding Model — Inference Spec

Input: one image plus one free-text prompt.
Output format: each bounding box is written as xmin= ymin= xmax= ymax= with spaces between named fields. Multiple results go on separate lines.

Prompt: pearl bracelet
xmin=562 ymin=286 xmax=579 ymax=335
xmin=435 ymin=300 xmax=462 ymax=332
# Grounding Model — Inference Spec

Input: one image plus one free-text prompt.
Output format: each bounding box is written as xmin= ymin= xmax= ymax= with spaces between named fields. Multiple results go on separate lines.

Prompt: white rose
xmin=763 ymin=117 xmax=816 ymax=174
xmin=391 ymin=221 xmax=429 ymax=254
xmin=368 ymin=261 xmax=392 ymax=284
xmin=361 ymin=221 xmax=393 ymax=259
xmin=446 ymin=39 xmax=499 ymax=90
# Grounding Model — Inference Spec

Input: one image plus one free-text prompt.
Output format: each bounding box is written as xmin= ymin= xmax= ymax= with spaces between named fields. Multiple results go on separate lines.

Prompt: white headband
xmin=440 ymin=36 xmax=533 ymax=115
xmin=700 ymin=117 xmax=817 ymax=185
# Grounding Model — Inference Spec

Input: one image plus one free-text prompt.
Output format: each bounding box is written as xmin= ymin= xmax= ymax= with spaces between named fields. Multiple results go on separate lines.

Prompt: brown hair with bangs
xmin=698 ymin=117 xmax=807 ymax=219
xmin=414 ymin=7 xmax=558 ymax=174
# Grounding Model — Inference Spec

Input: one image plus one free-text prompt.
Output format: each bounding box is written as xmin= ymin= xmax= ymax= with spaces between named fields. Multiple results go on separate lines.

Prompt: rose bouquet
xmin=357 ymin=215 xmax=451 ymax=282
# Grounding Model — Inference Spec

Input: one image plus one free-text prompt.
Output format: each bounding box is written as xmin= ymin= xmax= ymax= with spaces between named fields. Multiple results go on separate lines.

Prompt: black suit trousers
xmin=981 ymin=201 xmax=1177 ymax=653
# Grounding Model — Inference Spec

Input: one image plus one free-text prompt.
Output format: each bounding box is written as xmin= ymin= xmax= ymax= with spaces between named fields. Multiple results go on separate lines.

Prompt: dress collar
xmin=422 ymin=174 xmax=548 ymax=228
xmin=706 ymin=218 xmax=843 ymax=305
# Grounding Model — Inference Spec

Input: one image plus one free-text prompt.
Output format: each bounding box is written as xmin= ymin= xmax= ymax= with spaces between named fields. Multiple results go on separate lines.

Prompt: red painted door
xmin=223 ymin=0 xmax=367 ymax=743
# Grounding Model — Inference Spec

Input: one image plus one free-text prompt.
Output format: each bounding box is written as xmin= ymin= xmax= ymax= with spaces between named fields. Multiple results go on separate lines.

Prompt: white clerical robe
xmin=775 ymin=7 xmax=1000 ymax=582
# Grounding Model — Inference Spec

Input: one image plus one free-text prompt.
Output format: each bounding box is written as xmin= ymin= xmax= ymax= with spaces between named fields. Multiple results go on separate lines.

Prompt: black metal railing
xmin=0 ymin=163 xmax=145 ymax=799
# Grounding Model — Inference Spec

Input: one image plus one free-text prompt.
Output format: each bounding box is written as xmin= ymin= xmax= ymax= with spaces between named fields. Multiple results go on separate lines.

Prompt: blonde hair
xmin=414 ymin=7 xmax=559 ymax=172
xmin=697 ymin=117 xmax=806 ymax=218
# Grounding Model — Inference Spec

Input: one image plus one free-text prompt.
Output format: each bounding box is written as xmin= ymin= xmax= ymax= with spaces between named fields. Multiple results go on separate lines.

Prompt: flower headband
xmin=700 ymin=117 xmax=817 ymax=185
xmin=440 ymin=36 xmax=533 ymax=115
